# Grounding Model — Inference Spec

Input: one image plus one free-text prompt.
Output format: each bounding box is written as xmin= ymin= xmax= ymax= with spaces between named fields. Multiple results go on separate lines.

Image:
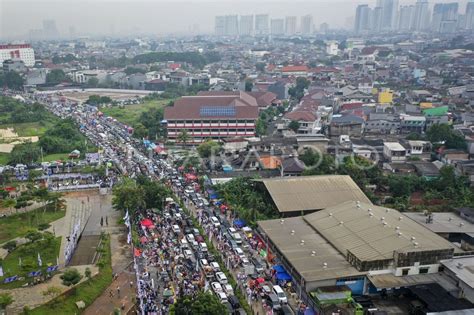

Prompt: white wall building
xmin=0 ymin=44 xmax=35 ymax=67
xmin=326 ymin=41 xmax=339 ymax=56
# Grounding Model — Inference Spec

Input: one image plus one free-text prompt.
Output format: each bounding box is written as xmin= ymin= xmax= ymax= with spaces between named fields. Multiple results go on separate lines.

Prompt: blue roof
xmin=200 ymin=106 xmax=236 ymax=117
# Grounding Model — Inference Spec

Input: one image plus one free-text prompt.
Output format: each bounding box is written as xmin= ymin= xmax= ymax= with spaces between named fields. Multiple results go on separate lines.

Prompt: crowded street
xmin=6 ymin=90 xmax=300 ymax=315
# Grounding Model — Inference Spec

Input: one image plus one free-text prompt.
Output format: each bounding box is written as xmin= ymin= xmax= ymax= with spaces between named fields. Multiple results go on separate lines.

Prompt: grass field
xmin=0 ymin=120 xmax=56 ymax=138
xmin=100 ymin=99 xmax=171 ymax=127
xmin=31 ymin=234 xmax=112 ymax=315
xmin=0 ymin=236 xmax=61 ymax=289
xmin=0 ymin=153 xmax=9 ymax=165
xmin=0 ymin=205 xmax=66 ymax=244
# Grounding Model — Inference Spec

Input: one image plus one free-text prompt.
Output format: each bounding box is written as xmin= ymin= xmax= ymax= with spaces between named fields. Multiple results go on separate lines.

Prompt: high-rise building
xmin=270 ymin=19 xmax=285 ymax=35
xmin=215 ymin=15 xmax=239 ymax=36
xmin=285 ymin=16 xmax=297 ymax=35
xmin=225 ymin=15 xmax=239 ymax=36
xmin=42 ymin=19 xmax=59 ymax=39
xmin=372 ymin=7 xmax=383 ymax=31
xmin=300 ymin=15 xmax=313 ymax=35
xmin=240 ymin=15 xmax=254 ymax=36
xmin=465 ymin=1 xmax=474 ymax=30
xmin=354 ymin=4 xmax=372 ymax=33
xmin=320 ymin=22 xmax=329 ymax=33
xmin=412 ymin=0 xmax=430 ymax=31
xmin=255 ymin=14 xmax=269 ymax=35
xmin=215 ymin=16 xmax=226 ymax=35
xmin=432 ymin=3 xmax=459 ymax=33
xmin=376 ymin=0 xmax=399 ymax=30
xmin=398 ymin=5 xmax=414 ymax=30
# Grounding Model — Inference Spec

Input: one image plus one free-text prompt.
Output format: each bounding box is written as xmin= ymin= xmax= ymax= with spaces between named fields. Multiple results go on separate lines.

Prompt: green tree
xmin=426 ymin=124 xmax=466 ymax=149
xmin=60 ymin=268 xmax=83 ymax=286
xmin=133 ymin=123 xmax=148 ymax=139
xmin=173 ymin=292 xmax=227 ymax=315
xmin=245 ymin=79 xmax=253 ymax=92
xmin=197 ymin=139 xmax=222 ymax=158
xmin=25 ymin=230 xmax=43 ymax=243
xmin=177 ymin=129 xmax=190 ymax=146
xmin=2 ymin=240 xmax=17 ymax=252
xmin=255 ymin=118 xmax=266 ymax=136
xmin=0 ymin=293 xmax=14 ymax=309
xmin=84 ymin=267 xmax=92 ymax=280
xmin=112 ymin=178 xmax=146 ymax=213
xmin=9 ymin=142 xmax=41 ymax=165
xmin=288 ymin=121 xmax=300 ymax=132
xmin=46 ymin=69 xmax=68 ymax=84
xmin=0 ymin=71 xmax=24 ymax=90
xmin=136 ymin=175 xmax=171 ymax=210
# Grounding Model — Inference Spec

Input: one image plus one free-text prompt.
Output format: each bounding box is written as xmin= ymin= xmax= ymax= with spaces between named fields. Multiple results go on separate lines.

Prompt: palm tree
xmin=177 ymin=129 xmax=190 ymax=147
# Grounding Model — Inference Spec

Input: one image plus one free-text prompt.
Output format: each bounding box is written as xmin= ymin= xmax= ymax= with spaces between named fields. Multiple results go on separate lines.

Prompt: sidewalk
xmin=83 ymin=271 xmax=135 ymax=315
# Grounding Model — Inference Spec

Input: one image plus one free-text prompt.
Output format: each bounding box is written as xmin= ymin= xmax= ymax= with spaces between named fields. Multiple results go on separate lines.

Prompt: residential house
xmin=383 ymin=142 xmax=407 ymax=163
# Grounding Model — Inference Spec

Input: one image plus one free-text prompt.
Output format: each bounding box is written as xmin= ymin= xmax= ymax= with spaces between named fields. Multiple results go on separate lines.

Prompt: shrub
xmin=38 ymin=223 xmax=50 ymax=231
xmin=2 ymin=240 xmax=17 ymax=252
xmin=60 ymin=268 xmax=82 ymax=286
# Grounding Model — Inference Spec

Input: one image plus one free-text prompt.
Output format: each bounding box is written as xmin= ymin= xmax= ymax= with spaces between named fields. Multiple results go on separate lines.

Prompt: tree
xmin=245 ymin=79 xmax=253 ymax=92
xmin=255 ymin=118 xmax=266 ymax=136
xmin=112 ymin=178 xmax=146 ymax=213
xmin=85 ymin=267 xmax=92 ymax=280
xmin=0 ymin=71 xmax=24 ymax=90
xmin=0 ymin=293 xmax=14 ymax=309
xmin=25 ymin=230 xmax=43 ymax=243
xmin=46 ymin=69 xmax=68 ymax=84
xmin=173 ymin=292 xmax=227 ymax=315
xmin=60 ymin=268 xmax=82 ymax=286
xmin=9 ymin=142 xmax=41 ymax=165
xmin=426 ymin=124 xmax=466 ymax=149
xmin=2 ymin=240 xmax=17 ymax=252
xmin=133 ymin=123 xmax=148 ymax=139
xmin=288 ymin=121 xmax=300 ymax=133
xmin=136 ymin=175 xmax=171 ymax=210
xmin=197 ymin=139 xmax=222 ymax=158
xmin=177 ymin=129 xmax=190 ymax=146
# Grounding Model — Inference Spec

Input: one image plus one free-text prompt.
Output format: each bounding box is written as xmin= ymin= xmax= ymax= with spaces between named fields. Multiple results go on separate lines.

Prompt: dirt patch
xmin=0 ymin=128 xmax=39 ymax=153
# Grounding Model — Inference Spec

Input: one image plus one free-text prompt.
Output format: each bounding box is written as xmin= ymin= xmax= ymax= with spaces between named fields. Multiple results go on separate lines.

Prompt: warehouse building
xmin=255 ymin=175 xmax=372 ymax=216
xmin=257 ymin=201 xmax=461 ymax=307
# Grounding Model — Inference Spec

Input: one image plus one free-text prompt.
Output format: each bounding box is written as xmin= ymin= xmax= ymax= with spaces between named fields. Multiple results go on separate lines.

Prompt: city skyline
xmin=1 ymin=0 xmax=473 ymax=39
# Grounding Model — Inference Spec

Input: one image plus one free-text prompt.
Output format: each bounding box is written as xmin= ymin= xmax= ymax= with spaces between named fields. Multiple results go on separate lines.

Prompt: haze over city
xmin=1 ymin=0 xmax=472 ymax=39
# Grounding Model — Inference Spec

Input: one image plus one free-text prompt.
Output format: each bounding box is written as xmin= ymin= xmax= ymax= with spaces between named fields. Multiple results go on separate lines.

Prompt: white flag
xmin=0 ymin=266 xmax=3 ymax=277
xmin=37 ymin=253 xmax=42 ymax=267
xmin=19 ymin=257 xmax=22 ymax=266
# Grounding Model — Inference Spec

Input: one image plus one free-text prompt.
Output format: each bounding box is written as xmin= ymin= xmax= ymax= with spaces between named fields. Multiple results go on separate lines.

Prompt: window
xmin=419 ymin=267 xmax=429 ymax=274
xmin=402 ymin=268 xmax=410 ymax=276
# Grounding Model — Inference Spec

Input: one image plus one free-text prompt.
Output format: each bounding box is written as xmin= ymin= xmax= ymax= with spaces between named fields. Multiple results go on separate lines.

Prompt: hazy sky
xmin=0 ymin=0 xmax=471 ymax=39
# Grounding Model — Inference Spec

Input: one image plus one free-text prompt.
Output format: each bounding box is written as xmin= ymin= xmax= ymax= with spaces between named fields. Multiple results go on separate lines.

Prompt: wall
xmin=394 ymin=263 xmax=440 ymax=276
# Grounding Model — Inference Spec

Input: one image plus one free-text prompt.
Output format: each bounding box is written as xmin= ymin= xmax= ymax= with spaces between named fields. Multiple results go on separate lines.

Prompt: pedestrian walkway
xmin=83 ymin=271 xmax=135 ymax=315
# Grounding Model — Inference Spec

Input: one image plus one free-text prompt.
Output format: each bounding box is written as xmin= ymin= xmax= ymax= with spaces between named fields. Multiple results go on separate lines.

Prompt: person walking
xmin=117 ymin=286 xmax=121 ymax=297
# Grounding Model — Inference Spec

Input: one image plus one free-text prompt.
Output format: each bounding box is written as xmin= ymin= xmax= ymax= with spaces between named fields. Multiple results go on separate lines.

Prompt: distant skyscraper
xmin=270 ymin=19 xmax=285 ymax=35
xmin=225 ymin=15 xmax=239 ymax=36
xmin=42 ymin=19 xmax=59 ymax=39
xmin=215 ymin=16 xmax=226 ymax=35
xmin=320 ymin=22 xmax=329 ymax=33
xmin=465 ymin=1 xmax=474 ymax=29
xmin=372 ymin=6 xmax=383 ymax=31
xmin=412 ymin=0 xmax=430 ymax=31
xmin=354 ymin=4 xmax=372 ymax=33
xmin=398 ymin=5 xmax=414 ymax=30
xmin=432 ymin=3 xmax=459 ymax=33
xmin=255 ymin=14 xmax=269 ymax=35
xmin=300 ymin=15 xmax=313 ymax=35
xmin=240 ymin=15 xmax=254 ymax=36
xmin=69 ymin=26 xmax=76 ymax=39
xmin=376 ymin=0 xmax=398 ymax=30
xmin=285 ymin=16 xmax=297 ymax=35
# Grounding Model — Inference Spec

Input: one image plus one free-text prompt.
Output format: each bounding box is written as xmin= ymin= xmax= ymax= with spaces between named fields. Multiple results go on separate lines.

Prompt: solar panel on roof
xmin=200 ymin=106 xmax=236 ymax=117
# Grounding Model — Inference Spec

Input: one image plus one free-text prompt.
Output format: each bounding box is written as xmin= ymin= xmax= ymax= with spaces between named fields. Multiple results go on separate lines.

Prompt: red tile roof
xmin=281 ymin=65 xmax=309 ymax=72
xmin=284 ymin=111 xmax=317 ymax=122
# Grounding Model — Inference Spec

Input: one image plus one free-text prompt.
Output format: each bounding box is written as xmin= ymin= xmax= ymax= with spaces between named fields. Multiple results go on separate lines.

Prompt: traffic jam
xmin=23 ymin=91 xmax=297 ymax=315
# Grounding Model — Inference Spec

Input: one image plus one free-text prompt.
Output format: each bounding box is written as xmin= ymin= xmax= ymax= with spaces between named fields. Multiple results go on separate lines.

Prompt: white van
xmin=232 ymin=233 xmax=242 ymax=245
xmin=172 ymin=225 xmax=181 ymax=234
xmin=272 ymin=285 xmax=287 ymax=304
xmin=210 ymin=216 xmax=221 ymax=228
xmin=199 ymin=242 xmax=208 ymax=252
xmin=180 ymin=239 xmax=189 ymax=249
xmin=215 ymin=271 xmax=228 ymax=284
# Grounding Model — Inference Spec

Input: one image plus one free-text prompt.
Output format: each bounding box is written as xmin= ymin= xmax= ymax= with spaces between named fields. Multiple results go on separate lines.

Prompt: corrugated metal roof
xmin=258 ymin=217 xmax=364 ymax=283
xmin=257 ymin=175 xmax=372 ymax=213
xmin=304 ymin=201 xmax=456 ymax=262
